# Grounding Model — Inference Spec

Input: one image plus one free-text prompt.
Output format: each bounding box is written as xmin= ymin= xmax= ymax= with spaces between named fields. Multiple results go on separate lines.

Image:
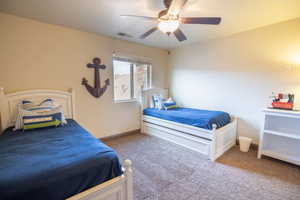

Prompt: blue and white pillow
xmin=39 ymin=98 xmax=55 ymax=107
xmin=22 ymin=106 xmax=65 ymax=130
xmin=22 ymin=98 xmax=54 ymax=112
xmin=14 ymin=98 xmax=67 ymax=131
xmin=162 ymin=98 xmax=178 ymax=110
xmin=152 ymin=94 xmax=165 ymax=110
xmin=22 ymin=100 xmax=34 ymax=109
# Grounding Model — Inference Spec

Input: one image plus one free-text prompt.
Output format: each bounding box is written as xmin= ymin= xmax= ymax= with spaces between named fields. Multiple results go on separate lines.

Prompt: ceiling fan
xmin=121 ymin=0 xmax=221 ymax=42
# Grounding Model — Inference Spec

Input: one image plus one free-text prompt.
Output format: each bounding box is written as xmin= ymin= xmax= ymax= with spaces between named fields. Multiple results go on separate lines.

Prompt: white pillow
xmin=152 ymin=94 xmax=165 ymax=110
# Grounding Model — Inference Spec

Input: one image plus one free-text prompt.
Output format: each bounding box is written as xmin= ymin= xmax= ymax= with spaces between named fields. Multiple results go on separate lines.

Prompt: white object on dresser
xmin=140 ymin=88 xmax=238 ymax=161
xmin=258 ymin=108 xmax=300 ymax=166
xmin=0 ymin=87 xmax=133 ymax=200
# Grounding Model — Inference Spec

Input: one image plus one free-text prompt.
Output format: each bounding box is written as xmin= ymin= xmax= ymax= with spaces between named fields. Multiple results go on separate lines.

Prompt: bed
xmin=143 ymin=107 xmax=231 ymax=130
xmin=0 ymin=88 xmax=133 ymax=200
xmin=140 ymin=88 xmax=237 ymax=161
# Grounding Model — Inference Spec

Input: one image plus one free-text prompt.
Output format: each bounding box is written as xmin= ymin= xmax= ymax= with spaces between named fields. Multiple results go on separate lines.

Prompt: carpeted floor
xmin=103 ymin=133 xmax=300 ymax=200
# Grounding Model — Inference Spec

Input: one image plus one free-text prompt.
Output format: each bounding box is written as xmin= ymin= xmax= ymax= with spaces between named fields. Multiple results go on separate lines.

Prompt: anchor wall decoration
xmin=82 ymin=57 xmax=110 ymax=98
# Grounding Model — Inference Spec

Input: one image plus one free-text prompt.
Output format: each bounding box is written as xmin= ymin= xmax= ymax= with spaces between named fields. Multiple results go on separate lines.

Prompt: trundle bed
xmin=140 ymin=88 xmax=237 ymax=161
xmin=0 ymin=88 xmax=133 ymax=200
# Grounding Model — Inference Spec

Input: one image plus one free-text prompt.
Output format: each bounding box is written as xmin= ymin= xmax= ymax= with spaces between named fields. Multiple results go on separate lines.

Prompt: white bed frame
xmin=0 ymin=87 xmax=133 ymax=200
xmin=140 ymin=88 xmax=237 ymax=161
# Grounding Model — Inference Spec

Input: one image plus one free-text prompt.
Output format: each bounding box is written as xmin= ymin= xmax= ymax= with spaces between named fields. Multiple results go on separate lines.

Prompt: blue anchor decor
xmin=82 ymin=57 xmax=110 ymax=98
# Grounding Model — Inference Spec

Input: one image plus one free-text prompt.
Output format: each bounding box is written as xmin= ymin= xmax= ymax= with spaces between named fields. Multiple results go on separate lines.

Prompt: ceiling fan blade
xmin=120 ymin=15 xmax=157 ymax=21
xmin=174 ymin=28 xmax=187 ymax=42
xmin=140 ymin=27 xmax=158 ymax=39
xmin=167 ymin=0 xmax=189 ymax=16
xmin=181 ymin=17 xmax=221 ymax=25
xmin=117 ymin=32 xmax=133 ymax=38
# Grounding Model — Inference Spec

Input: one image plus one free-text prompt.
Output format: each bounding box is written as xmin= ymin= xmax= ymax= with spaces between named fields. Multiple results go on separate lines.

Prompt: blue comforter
xmin=0 ymin=119 xmax=122 ymax=200
xmin=144 ymin=107 xmax=231 ymax=130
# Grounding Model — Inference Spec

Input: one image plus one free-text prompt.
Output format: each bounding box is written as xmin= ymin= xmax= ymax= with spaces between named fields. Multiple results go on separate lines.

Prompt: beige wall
xmin=169 ymin=18 xmax=300 ymax=143
xmin=0 ymin=12 xmax=168 ymax=138
xmin=2 ymin=11 xmax=300 ymax=143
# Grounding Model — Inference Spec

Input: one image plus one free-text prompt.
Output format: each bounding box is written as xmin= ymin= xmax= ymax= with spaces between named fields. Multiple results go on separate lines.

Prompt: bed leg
xmin=124 ymin=159 xmax=133 ymax=200
xmin=140 ymin=118 xmax=144 ymax=134
xmin=210 ymin=124 xmax=217 ymax=161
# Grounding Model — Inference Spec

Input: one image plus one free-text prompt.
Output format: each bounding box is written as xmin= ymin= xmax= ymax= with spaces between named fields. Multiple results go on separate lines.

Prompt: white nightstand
xmin=258 ymin=108 xmax=300 ymax=165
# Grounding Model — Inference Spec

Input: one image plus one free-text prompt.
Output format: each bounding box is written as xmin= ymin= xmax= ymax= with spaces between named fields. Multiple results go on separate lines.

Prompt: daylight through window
xmin=113 ymin=58 xmax=151 ymax=102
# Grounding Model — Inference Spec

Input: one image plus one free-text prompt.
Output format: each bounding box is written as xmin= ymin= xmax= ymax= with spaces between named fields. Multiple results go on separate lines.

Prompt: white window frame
xmin=113 ymin=57 xmax=152 ymax=103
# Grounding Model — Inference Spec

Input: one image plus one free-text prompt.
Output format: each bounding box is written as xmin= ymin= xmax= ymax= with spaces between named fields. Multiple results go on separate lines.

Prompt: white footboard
xmin=212 ymin=117 xmax=238 ymax=161
xmin=67 ymin=160 xmax=133 ymax=200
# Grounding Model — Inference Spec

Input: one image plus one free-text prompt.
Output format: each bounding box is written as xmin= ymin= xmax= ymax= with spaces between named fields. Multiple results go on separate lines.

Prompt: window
xmin=113 ymin=57 xmax=151 ymax=102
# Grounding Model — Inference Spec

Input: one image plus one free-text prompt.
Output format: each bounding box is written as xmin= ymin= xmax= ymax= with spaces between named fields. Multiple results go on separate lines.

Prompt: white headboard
xmin=140 ymin=88 xmax=169 ymax=110
xmin=0 ymin=88 xmax=75 ymax=132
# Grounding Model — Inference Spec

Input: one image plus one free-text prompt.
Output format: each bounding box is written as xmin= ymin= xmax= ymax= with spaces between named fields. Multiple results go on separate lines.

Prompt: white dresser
xmin=258 ymin=108 xmax=300 ymax=165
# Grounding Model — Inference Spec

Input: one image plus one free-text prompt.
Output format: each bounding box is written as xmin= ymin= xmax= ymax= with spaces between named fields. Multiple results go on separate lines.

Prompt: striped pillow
xmin=20 ymin=105 xmax=65 ymax=130
xmin=23 ymin=112 xmax=62 ymax=130
xmin=39 ymin=98 xmax=54 ymax=106
xmin=22 ymin=98 xmax=54 ymax=112
xmin=152 ymin=95 xmax=165 ymax=110
xmin=14 ymin=99 xmax=67 ymax=131
xmin=162 ymin=101 xmax=178 ymax=110
xmin=22 ymin=100 xmax=35 ymax=110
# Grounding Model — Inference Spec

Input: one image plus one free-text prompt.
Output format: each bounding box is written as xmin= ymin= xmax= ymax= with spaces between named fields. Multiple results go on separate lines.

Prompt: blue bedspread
xmin=0 ymin=119 xmax=122 ymax=200
xmin=144 ymin=107 xmax=231 ymax=130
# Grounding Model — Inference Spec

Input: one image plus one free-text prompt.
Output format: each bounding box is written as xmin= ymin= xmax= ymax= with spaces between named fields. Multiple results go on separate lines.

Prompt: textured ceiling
xmin=0 ymin=0 xmax=300 ymax=49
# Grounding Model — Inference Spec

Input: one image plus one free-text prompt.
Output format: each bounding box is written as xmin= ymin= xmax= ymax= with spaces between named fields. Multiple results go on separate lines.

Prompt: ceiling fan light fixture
xmin=158 ymin=20 xmax=179 ymax=34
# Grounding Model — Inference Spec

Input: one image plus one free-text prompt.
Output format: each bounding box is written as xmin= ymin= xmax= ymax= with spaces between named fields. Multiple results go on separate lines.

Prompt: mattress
xmin=0 ymin=119 xmax=122 ymax=200
xmin=143 ymin=107 xmax=231 ymax=130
